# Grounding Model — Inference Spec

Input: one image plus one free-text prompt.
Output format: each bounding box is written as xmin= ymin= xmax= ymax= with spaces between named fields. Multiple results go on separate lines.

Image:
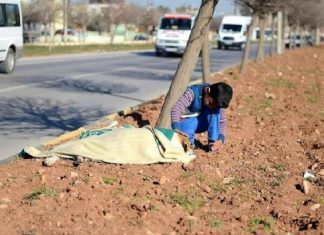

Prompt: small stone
xmin=203 ymin=185 xmax=211 ymax=193
xmin=70 ymin=172 xmax=78 ymax=178
xmin=155 ymin=188 xmax=162 ymax=195
xmin=0 ymin=198 xmax=11 ymax=203
xmin=88 ymin=173 xmax=93 ymax=177
xmin=38 ymin=169 xmax=46 ymax=174
xmin=43 ymin=156 xmax=59 ymax=167
xmin=303 ymin=180 xmax=311 ymax=195
xmin=0 ymin=204 xmax=8 ymax=209
xmin=223 ymin=177 xmax=234 ymax=184
xmin=41 ymin=175 xmax=47 ymax=184
xmin=182 ymin=163 xmax=194 ymax=171
xmin=265 ymin=93 xmax=276 ymax=99
xmin=317 ymin=169 xmax=324 ymax=176
xmin=158 ymin=176 xmax=168 ymax=185
xmin=310 ymin=204 xmax=321 ymax=210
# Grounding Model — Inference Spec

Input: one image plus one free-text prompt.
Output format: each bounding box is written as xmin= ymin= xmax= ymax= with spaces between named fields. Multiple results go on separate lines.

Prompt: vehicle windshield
xmin=160 ymin=18 xmax=192 ymax=30
xmin=222 ymin=24 xmax=242 ymax=33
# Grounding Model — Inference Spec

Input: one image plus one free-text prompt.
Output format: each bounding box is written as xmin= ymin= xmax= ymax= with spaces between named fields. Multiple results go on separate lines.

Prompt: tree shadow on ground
xmin=39 ymin=79 xmax=138 ymax=95
xmin=0 ymin=97 xmax=111 ymax=136
xmin=108 ymin=70 xmax=173 ymax=81
xmin=38 ymin=79 xmax=145 ymax=102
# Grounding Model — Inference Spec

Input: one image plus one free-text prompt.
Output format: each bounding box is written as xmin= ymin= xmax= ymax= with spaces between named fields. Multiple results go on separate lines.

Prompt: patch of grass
xmin=170 ymin=193 xmax=205 ymax=214
xmin=269 ymin=174 xmax=286 ymax=188
xmin=228 ymin=178 xmax=246 ymax=186
xmin=26 ymin=173 xmax=41 ymax=182
xmin=142 ymin=175 xmax=154 ymax=181
xmin=80 ymin=175 xmax=90 ymax=184
xmin=247 ymin=217 xmax=274 ymax=233
xmin=257 ymin=165 xmax=268 ymax=172
xmin=243 ymin=96 xmax=255 ymax=105
xmin=264 ymin=78 xmax=296 ymax=89
xmin=273 ymin=163 xmax=285 ymax=172
xmin=182 ymin=170 xmax=207 ymax=183
xmin=210 ymin=182 xmax=227 ymax=193
xmin=24 ymin=43 xmax=154 ymax=57
xmin=24 ymin=185 xmax=57 ymax=202
xmin=209 ymin=220 xmax=222 ymax=228
xmin=307 ymin=96 xmax=319 ymax=104
xmin=102 ymin=176 xmax=118 ymax=185
xmin=258 ymin=98 xmax=272 ymax=110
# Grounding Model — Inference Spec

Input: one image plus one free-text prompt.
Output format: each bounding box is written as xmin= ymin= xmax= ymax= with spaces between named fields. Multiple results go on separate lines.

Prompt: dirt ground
xmin=0 ymin=46 xmax=323 ymax=235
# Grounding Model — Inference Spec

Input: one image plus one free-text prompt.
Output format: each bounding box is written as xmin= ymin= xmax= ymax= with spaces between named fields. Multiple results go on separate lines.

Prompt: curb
xmin=0 ymin=66 xmax=235 ymax=165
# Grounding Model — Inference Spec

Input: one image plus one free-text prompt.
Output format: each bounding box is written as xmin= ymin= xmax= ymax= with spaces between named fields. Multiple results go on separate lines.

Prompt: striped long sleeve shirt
xmin=171 ymin=88 xmax=227 ymax=143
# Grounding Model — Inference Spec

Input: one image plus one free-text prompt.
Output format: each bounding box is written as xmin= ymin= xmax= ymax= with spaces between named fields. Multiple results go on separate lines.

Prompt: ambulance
xmin=155 ymin=14 xmax=195 ymax=56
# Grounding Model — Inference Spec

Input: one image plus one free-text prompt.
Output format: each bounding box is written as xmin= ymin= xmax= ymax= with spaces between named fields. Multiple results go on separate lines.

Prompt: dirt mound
xmin=0 ymin=47 xmax=323 ymax=235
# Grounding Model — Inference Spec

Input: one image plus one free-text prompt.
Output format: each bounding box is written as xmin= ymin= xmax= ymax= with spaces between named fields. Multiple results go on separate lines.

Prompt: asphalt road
xmin=0 ymin=45 xmax=269 ymax=159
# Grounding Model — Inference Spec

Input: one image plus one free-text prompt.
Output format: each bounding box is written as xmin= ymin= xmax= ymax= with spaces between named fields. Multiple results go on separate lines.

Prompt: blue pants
xmin=179 ymin=108 xmax=220 ymax=144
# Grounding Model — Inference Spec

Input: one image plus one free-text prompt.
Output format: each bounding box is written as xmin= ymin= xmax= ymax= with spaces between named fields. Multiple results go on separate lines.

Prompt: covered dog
xmin=23 ymin=125 xmax=195 ymax=165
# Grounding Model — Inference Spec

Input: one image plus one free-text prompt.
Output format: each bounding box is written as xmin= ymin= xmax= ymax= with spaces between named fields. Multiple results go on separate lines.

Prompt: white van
xmin=217 ymin=15 xmax=252 ymax=50
xmin=155 ymin=14 xmax=195 ymax=56
xmin=0 ymin=0 xmax=23 ymax=74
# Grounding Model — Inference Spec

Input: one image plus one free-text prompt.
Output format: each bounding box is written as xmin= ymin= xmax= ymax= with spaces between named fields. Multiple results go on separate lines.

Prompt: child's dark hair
xmin=209 ymin=82 xmax=233 ymax=108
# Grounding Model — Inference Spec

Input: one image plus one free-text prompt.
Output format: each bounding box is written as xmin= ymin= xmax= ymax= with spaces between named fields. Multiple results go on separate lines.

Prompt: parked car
xmin=0 ymin=0 xmax=23 ymax=74
xmin=55 ymin=29 xmax=75 ymax=36
xmin=134 ymin=34 xmax=148 ymax=41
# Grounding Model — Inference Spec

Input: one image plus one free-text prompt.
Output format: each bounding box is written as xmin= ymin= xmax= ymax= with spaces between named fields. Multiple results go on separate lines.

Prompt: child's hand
xmin=208 ymin=140 xmax=223 ymax=153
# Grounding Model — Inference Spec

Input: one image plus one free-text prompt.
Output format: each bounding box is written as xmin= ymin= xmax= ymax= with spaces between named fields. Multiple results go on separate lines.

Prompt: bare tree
xmin=102 ymin=0 xmax=126 ymax=44
xmin=70 ymin=4 xmax=93 ymax=44
xmin=156 ymin=0 xmax=219 ymax=128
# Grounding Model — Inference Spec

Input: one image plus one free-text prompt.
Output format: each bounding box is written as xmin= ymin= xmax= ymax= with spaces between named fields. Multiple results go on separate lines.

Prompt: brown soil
xmin=0 ymin=47 xmax=323 ymax=235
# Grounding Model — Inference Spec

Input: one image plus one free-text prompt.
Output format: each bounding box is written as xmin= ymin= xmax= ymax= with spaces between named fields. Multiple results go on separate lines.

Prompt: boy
xmin=171 ymin=82 xmax=233 ymax=152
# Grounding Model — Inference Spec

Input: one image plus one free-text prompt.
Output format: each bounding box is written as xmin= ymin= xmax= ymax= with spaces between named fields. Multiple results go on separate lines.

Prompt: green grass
xmin=24 ymin=43 xmax=154 ymax=57
xmin=182 ymin=170 xmax=207 ymax=183
xmin=102 ymin=176 xmax=118 ymax=185
xmin=258 ymin=98 xmax=273 ymax=110
xmin=264 ymin=78 xmax=296 ymax=89
xmin=170 ymin=193 xmax=205 ymax=214
xmin=24 ymin=185 xmax=57 ymax=202
xmin=210 ymin=182 xmax=227 ymax=193
xmin=247 ymin=217 xmax=274 ymax=233
xmin=273 ymin=163 xmax=285 ymax=172
xmin=209 ymin=220 xmax=222 ymax=228
xmin=307 ymin=96 xmax=319 ymax=104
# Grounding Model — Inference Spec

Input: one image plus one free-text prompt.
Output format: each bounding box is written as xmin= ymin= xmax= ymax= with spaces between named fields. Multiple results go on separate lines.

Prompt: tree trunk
xmin=240 ymin=15 xmax=257 ymax=73
xmin=276 ymin=11 xmax=283 ymax=54
xmin=270 ymin=13 xmax=275 ymax=57
xmin=256 ymin=16 xmax=266 ymax=62
xmin=156 ymin=0 xmax=218 ymax=129
xmin=201 ymin=32 xmax=210 ymax=83
xmin=282 ymin=10 xmax=286 ymax=53
xmin=315 ymin=27 xmax=320 ymax=45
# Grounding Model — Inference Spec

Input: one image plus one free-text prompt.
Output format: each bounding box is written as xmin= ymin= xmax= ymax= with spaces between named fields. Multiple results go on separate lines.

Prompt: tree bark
xmin=156 ymin=0 xmax=218 ymax=128
xmin=270 ymin=13 xmax=275 ymax=57
xmin=202 ymin=32 xmax=210 ymax=83
xmin=256 ymin=16 xmax=266 ymax=62
xmin=276 ymin=11 xmax=283 ymax=54
xmin=240 ymin=15 xmax=257 ymax=73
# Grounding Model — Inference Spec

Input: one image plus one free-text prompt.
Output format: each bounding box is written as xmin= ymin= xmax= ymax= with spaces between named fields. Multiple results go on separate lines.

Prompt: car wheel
xmin=155 ymin=50 xmax=161 ymax=57
xmin=0 ymin=48 xmax=16 ymax=74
